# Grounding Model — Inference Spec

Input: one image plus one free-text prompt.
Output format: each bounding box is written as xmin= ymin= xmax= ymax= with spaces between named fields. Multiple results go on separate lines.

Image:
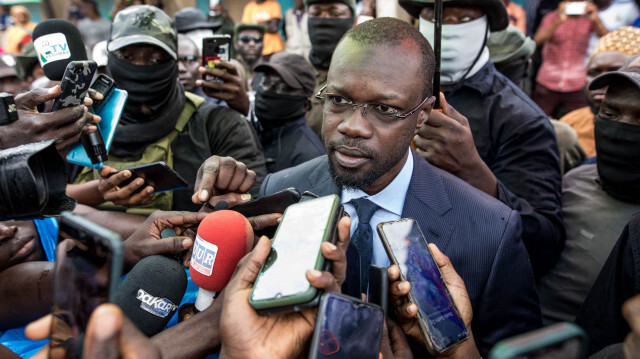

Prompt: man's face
xmin=598 ymin=79 xmax=640 ymax=126
xmin=586 ymin=51 xmax=629 ymax=112
xmin=420 ymin=5 xmax=484 ymax=24
xmin=236 ymin=29 xmax=264 ymax=63
xmin=308 ymin=2 xmax=352 ymax=18
xmin=112 ymin=44 xmax=171 ymax=66
xmin=258 ymin=69 xmax=307 ymax=96
xmin=0 ymin=220 xmax=43 ymax=272
xmin=322 ymin=39 xmax=431 ymax=194
xmin=178 ymin=39 xmax=201 ymax=91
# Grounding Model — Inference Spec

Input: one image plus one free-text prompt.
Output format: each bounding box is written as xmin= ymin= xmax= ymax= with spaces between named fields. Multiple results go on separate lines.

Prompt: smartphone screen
xmin=48 ymin=213 xmax=122 ymax=359
xmin=250 ymin=195 xmax=339 ymax=305
xmin=311 ymin=293 xmax=384 ymax=359
xmin=378 ymin=218 xmax=468 ymax=353
xmin=202 ymin=35 xmax=231 ymax=83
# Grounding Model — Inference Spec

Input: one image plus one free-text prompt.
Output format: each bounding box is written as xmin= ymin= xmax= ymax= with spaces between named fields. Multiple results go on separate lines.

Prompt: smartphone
xmin=50 ymin=61 xmax=98 ymax=112
xmin=108 ymin=161 xmax=188 ymax=193
xmin=66 ymin=86 xmax=128 ymax=169
xmin=565 ymin=1 xmax=587 ymax=15
xmin=488 ymin=322 xmax=587 ymax=359
xmin=89 ymin=73 xmax=115 ymax=111
xmin=48 ymin=212 xmax=123 ymax=359
xmin=232 ymin=188 xmax=301 ymax=217
xmin=309 ymin=292 xmax=384 ymax=359
xmin=249 ymin=194 xmax=342 ymax=313
xmin=377 ymin=218 xmax=468 ymax=354
xmin=202 ymin=35 xmax=231 ymax=83
xmin=368 ymin=264 xmax=388 ymax=318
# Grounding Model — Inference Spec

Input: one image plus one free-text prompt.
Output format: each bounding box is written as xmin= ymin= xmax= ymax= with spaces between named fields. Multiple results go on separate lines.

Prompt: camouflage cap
xmin=108 ymin=5 xmax=177 ymax=60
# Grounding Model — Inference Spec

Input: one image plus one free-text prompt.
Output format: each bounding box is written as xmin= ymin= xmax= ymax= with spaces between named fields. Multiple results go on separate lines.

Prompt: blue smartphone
xmin=377 ymin=218 xmax=469 ymax=354
xmin=66 ymin=86 xmax=127 ymax=169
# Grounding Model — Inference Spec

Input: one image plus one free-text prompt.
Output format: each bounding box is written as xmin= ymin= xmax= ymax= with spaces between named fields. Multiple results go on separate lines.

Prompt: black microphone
xmin=115 ymin=255 xmax=188 ymax=337
xmin=32 ymin=19 xmax=107 ymax=165
xmin=32 ymin=19 xmax=88 ymax=81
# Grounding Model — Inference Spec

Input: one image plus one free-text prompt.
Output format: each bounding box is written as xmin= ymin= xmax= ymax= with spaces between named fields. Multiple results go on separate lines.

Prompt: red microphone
xmin=190 ymin=210 xmax=253 ymax=311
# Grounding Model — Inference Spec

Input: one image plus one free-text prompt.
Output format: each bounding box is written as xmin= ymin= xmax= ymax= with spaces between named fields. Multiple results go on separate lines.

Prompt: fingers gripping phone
xmin=107 ymin=161 xmax=188 ymax=193
xmin=51 ymin=61 xmax=98 ymax=112
xmin=48 ymin=212 xmax=123 ymax=359
xmin=377 ymin=218 xmax=468 ymax=354
xmin=249 ymin=195 xmax=342 ymax=313
xmin=309 ymin=292 xmax=384 ymax=359
xmin=202 ymin=35 xmax=231 ymax=84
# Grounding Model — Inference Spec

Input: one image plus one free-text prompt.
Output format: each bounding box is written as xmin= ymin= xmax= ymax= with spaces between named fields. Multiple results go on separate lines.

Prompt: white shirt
xmin=341 ymin=149 xmax=414 ymax=268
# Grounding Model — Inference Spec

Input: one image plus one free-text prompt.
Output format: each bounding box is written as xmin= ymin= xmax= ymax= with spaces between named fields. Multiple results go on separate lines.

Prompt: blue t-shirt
xmin=1 ymin=218 xmax=58 ymax=358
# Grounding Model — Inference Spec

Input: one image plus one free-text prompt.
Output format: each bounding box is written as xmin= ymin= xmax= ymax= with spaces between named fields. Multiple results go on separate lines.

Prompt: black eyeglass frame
xmin=314 ymin=84 xmax=432 ymax=120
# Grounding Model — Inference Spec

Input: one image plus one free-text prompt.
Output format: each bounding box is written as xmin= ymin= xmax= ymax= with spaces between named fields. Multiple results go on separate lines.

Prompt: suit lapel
xmin=402 ymin=151 xmax=455 ymax=252
xmin=305 ymin=156 xmax=340 ymax=196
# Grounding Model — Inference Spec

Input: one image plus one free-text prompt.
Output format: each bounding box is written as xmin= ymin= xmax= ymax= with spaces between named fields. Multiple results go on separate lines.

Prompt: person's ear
xmin=416 ymin=95 xmax=436 ymax=130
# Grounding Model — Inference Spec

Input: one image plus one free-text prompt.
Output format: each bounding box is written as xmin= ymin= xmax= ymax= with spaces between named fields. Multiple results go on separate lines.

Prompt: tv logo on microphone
xmin=191 ymin=235 xmax=218 ymax=276
xmin=136 ymin=289 xmax=179 ymax=318
xmin=34 ymin=32 xmax=71 ymax=65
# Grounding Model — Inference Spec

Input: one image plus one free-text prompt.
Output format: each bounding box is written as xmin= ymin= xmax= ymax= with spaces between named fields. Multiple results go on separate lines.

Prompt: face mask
xmin=186 ymin=29 xmax=214 ymax=54
xmin=419 ymin=15 xmax=490 ymax=85
xmin=308 ymin=17 xmax=354 ymax=71
xmin=594 ymin=115 xmax=640 ymax=203
xmin=254 ymin=85 xmax=308 ymax=127
xmin=107 ymin=53 xmax=180 ymax=121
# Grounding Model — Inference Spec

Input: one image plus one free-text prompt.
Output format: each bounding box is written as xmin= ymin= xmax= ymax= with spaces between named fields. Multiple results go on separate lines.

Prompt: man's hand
xmin=219 ymin=216 xmax=351 ymax=359
xmin=380 ymin=318 xmax=414 ymax=359
xmin=414 ymin=93 xmax=497 ymax=198
xmin=192 ymin=156 xmax=256 ymax=205
xmin=196 ymin=61 xmax=250 ymax=115
xmin=1 ymin=86 xmax=99 ymax=156
xmin=122 ymin=211 xmax=207 ymax=271
xmin=98 ymin=166 xmax=155 ymax=206
xmin=388 ymin=243 xmax=480 ymax=358
xmin=623 ymin=294 xmax=640 ymax=358
xmin=26 ymin=304 xmax=161 ymax=359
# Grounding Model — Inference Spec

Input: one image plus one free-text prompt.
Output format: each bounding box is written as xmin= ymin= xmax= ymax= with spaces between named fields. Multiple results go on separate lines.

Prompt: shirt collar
xmin=341 ymin=148 xmax=413 ymax=216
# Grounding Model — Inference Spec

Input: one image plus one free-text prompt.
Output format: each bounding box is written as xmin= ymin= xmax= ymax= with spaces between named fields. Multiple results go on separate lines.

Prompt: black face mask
xmin=307 ymin=17 xmax=354 ymax=71
xmin=595 ymin=115 xmax=640 ymax=203
xmin=254 ymin=85 xmax=308 ymax=127
xmin=107 ymin=53 xmax=181 ymax=120
xmin=107 ymin=53 xmax=186 ymax=157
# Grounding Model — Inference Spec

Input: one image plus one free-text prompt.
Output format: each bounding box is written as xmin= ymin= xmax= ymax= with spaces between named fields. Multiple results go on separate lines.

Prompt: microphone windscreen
xmin=116 ymin=255 xmax=187 ymax=337
xmin=32 ymin=19 xmax=88 ymax=81
xmin=190 ymin=210 xmax=253 ymax=292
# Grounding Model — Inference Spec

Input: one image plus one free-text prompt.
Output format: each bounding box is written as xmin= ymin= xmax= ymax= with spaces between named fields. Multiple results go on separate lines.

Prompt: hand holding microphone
xmin=190 ymin=210 xmax=254 ymax=312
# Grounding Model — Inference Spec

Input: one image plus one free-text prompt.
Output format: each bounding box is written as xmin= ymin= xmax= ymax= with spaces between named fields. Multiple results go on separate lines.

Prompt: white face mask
xmin=186 ymin=29 xmax=215 ymax=54
xmin=419 ymin=15 xmax=490 ymax=85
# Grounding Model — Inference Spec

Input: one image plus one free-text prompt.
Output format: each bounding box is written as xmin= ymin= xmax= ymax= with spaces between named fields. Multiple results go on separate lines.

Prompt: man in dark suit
xmin=259 ymin=17 xmax=542 ymax=356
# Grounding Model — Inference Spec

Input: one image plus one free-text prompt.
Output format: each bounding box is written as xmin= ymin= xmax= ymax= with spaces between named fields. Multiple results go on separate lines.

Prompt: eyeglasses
xmin=314 ymin=84 xmax=432 ymax=124
xmin=177 ymin=55 xmax=200 ymax=66
xmin=239 ymin=36 xmax=263 ymax=44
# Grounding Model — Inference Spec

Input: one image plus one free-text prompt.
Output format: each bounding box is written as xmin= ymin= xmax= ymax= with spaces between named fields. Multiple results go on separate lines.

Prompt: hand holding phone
xmin=48 ymin=212 xmax=123 ymax=359
xmin=249 ymin=195 xmax=343 ymax=313
xmin=379 ymin=219 xmax=469 ymax=354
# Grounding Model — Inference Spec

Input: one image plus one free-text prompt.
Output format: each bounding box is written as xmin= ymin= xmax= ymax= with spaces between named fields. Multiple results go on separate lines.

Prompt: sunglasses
xmin=238 ymin=36 xmax=263 ymax=44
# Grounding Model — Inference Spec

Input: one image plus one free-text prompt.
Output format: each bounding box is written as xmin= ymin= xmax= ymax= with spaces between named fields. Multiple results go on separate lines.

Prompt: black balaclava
xmin=307 ymin=17 xmax=353 ymax=71
xmin=595 ymin=115 xmax=640 ymax=203
xmin=107 ymin=53 xmax=185 ymax=157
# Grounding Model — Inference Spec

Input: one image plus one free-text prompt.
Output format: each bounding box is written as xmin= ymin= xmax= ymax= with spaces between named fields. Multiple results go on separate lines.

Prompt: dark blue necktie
xmin=350 ymin=197 xmax=380 ymax=294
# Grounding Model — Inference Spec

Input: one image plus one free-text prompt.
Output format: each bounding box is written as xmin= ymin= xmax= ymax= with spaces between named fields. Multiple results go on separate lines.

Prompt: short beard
xmin=325 ymin=138 xmax=408 ymax=191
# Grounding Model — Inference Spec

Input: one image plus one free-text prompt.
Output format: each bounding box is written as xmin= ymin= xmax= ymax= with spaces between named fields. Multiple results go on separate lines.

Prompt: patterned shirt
xmin=536 ymin=11 xmax=595 ymax=92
